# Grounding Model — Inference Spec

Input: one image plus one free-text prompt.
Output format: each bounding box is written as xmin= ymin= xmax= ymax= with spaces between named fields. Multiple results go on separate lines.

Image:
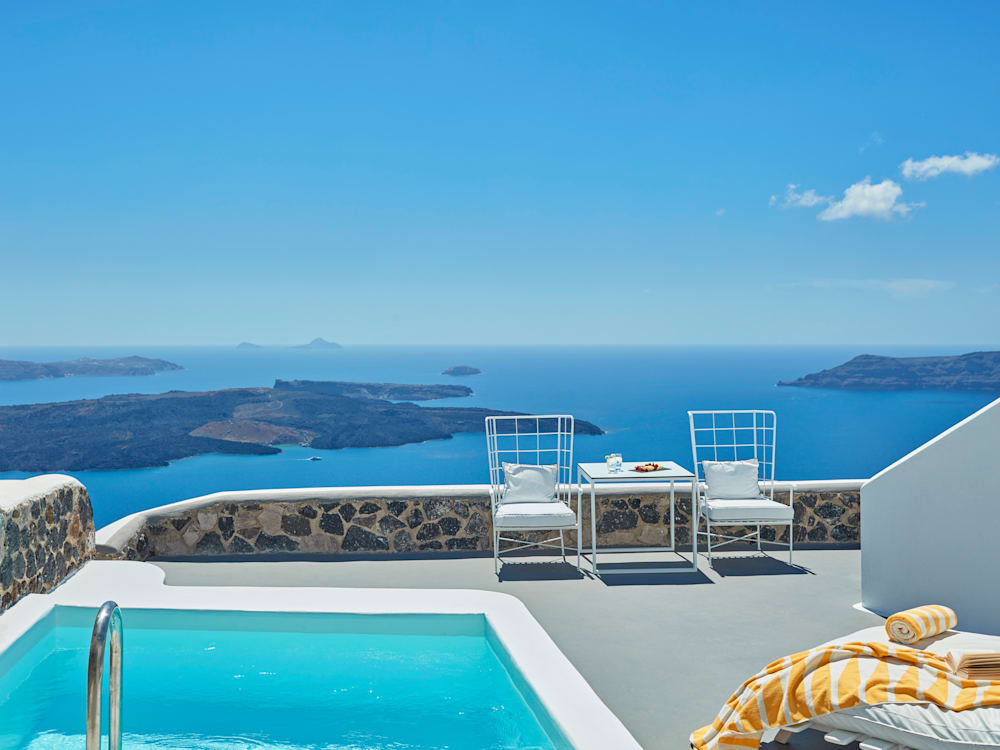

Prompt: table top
xmin=577 ymin=460 xmax=694 ymax=482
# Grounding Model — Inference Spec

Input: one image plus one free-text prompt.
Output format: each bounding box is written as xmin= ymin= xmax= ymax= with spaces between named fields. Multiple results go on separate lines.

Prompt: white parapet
xmin=96 ymin=478 xmax=864 ymax=554
xmin=861 ymin=395 xmax=1000 ymax=635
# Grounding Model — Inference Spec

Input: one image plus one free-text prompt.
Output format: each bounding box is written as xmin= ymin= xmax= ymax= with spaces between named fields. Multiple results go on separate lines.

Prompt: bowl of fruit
xmin=633 ymin=462 xmax=667 ymax=472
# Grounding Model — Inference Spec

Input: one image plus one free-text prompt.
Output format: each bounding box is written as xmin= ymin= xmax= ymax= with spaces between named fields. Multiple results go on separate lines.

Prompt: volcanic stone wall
xmin=108 ymin=485 xmax=860 ymax=560
xmin=0 ymin=475 xmax=95 ymax=611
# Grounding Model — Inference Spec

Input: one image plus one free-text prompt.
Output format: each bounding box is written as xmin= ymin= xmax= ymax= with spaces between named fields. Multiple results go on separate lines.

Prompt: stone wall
xmin=99 ymin=482 xmax=861 ymax=560
xmin=0 ymin=475 xmax=96 ymax=611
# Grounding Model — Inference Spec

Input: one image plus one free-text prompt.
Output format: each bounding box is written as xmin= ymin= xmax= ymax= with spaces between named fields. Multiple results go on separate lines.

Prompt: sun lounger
xmin=769 ymin=625 xmax=1000 ymax=750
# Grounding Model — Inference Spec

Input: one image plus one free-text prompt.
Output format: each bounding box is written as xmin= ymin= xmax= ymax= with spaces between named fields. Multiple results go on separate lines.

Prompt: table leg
xmin=576 ymin=481 xmax=583 ymax=570
xmin=590 ymin=480 xmax=598 ymax=575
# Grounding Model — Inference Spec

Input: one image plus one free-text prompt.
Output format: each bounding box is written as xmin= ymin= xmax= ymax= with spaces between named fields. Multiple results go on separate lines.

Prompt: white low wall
xmin=862 ymin=396 xmax=1000 ymax=635
xmin=96 ymin=479 xmax=864 ymax=558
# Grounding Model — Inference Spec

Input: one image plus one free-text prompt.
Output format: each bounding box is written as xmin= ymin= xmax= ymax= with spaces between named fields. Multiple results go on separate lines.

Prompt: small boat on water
xmin=306 ymin=456 xmax=323 ymax=461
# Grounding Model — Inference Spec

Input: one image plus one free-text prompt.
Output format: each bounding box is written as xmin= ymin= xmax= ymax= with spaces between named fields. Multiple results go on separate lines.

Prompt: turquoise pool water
xmin=0 ymin=607 xmax=572 ymax=750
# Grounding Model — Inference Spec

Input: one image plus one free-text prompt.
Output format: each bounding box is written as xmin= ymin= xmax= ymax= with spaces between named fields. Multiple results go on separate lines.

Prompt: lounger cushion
xmin=810 ymin=627 xmax=1000 ymax=750
xmin=815 ymin=702 xmax=1000 ymax=750
xmin=702 ymin=459 xmax=761 ymax=499
xmin=702 ymin=497 xmax=793 ymax=522
xmin=494 ymin=501 xmax=577 ymax=529
xmin=500 ymin=462 xmax=559 ymax=504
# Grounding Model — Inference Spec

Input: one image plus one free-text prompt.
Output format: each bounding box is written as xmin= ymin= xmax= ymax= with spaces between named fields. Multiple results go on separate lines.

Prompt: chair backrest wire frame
xmin=688 ymin=410 xmax=776 ymax=502
xmin=485 ymin=415 xmax=575 ymax=512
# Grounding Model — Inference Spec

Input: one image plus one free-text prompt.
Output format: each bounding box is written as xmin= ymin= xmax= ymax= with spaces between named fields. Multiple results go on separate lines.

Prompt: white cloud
xmin=807 ymin=278 xmax=955 ymax=298
xmin=818 ymin=177 xmax=920 ymax=221
xmin=901 ymin=151 xmax=999 ymax=180
xmin=770 ymin=183 xmax=832 ymax=208
xmin=715 ymin=208 xmax=726 ymax=216
xmin=859 ymin=131 xmax=884 ymax=153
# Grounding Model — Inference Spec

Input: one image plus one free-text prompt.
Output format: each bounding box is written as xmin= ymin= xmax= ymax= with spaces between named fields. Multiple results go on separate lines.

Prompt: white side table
xmin=577 ymin=461 xmax=698 ymax=575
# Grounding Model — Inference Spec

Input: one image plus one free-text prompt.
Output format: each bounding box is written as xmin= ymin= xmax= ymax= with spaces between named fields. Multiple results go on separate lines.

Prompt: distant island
xmin=0 ymin=356 xmax=182 ymax=382
xmin=292 ymin=337 xmax=342 ymax=349
xmin=778 ymin=351 xmax=1000 ymax=391
xmin=234 ymin=338 xmax=342 ymax=349
xmin=442 ymin=366 xmax=481 ymax=376
xmin=0 ymin=379 xmax=602 ymax=472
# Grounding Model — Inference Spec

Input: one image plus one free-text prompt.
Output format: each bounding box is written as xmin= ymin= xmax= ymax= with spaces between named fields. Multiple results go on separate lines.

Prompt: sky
xmin=1 ymin=1 xmax=998 ymax=347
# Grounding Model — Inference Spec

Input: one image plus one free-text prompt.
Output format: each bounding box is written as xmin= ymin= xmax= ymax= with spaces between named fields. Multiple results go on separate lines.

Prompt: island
xmin=274 ymin=379 xmax=472 ymax=400
xmin=0 ymin=379 xmax=603 ymax=472
xmin=292 ymin=337 xmax=342 ymax=349
xmin=442 ymin=366 xmax=482 ymax=376
xmin=0 ymin=356 xmax=182 ymax=382
xmin=778 ymin=351 xmax=1000 ymax=391
xmin=236 ymin=342 xmax=263 ymax=349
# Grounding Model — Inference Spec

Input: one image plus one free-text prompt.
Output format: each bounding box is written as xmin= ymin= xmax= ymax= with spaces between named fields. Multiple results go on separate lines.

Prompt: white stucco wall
xmin=861 ymin=395 xmax=1000 ymax=635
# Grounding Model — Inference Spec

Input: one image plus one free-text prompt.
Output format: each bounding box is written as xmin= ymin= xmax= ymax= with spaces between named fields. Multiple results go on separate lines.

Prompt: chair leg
xmin=559 ymin=530 xmax=565 ymax=561
xmin=706 ymin=518 xmax=713 ymax=568
xmin=788 ymin=523 xmax=794 ymax=565
xmin=494 ymin=530 xmax=499 ymax=577
xmin=757 ymin=524 xmax=762 ymax=551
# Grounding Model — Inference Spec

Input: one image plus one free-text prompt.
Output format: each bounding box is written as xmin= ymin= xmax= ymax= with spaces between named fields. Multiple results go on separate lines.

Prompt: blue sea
xmin=0 ymin=345 xmax=996 ymax=528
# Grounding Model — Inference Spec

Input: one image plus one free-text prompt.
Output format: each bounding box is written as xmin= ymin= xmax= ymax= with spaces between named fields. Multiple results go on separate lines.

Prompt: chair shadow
xmin=710 ymin=554 xmax=813 ymax=577
xmin=498 ymin=561 xmax=587 ymax=582
xmin=596 ymin=559 xmax=713 ymax=587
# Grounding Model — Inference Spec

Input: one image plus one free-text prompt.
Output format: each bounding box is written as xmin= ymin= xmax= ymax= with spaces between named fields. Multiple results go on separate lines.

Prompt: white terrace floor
xmin=154 ymin=548 xmax=880 ymax=750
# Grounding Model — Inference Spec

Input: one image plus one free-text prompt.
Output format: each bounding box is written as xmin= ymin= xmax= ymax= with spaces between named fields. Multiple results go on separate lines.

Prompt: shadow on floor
xmin=710 ymin=555 xmax=813 ymax=577
xmin=762 ymin=728 xmax=857 ymax=748
xmin=596 ymin=559 xmax=713 ymax=586
xmin=496 ymin=561 xmax=587 ymax=582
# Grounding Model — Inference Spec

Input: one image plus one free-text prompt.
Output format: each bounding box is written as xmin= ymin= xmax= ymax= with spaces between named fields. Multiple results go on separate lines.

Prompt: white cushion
xmin=494 ymin=502 xmax=577 ymax=529
xmin=702 ymin=497 xmax=793 ymax=522
xmin=500 ymin=462 xmax=559 ymax=504
xmin=810 ymin=627 xmax=1000 ymax=749
xmin=815 ymin=702 xmax=1000 ymax=750
xmin=702 ymin=459 xmax=761 ymax=499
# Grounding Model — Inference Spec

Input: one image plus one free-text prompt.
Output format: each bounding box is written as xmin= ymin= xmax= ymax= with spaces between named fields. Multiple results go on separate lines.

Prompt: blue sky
xmin=1 ymin=1 xmax=998 ymax=346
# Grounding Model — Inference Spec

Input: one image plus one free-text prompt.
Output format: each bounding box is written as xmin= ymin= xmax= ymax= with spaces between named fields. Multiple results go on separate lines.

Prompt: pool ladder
xmin=86 ymin=601 xmax=123 ymax=750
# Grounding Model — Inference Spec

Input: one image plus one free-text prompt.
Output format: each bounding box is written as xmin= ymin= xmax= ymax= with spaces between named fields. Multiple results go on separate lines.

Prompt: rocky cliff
xmin=779 ymin=351 xmax=1000 ymax=391
xmin=0 ymin=380 xmax=602 ymax=472
xmin=0 ymin=355 xmax=182 ymax=381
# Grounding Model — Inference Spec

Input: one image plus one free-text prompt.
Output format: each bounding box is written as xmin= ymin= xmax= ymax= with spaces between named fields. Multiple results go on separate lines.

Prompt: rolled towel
xmin=885 ymin=605 xmax=957 ymax=645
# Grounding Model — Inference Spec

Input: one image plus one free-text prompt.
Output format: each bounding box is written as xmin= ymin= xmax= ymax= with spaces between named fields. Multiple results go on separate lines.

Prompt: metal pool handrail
xmin=86 ymin=600 xmax=123 ymax=750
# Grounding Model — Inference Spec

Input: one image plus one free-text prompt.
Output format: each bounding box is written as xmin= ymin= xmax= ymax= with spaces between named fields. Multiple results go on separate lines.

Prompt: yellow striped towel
xmin=690 ymin=641 xmax=1000 ymax=750
xmin=886 ymin=605 xmax=957 ymax=645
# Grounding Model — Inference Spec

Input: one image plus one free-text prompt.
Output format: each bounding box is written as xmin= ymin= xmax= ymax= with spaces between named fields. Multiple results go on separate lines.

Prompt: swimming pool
xmin=0 ymin=606 xmax=572 ymax=749
xmin=0 ymin=561 xmax=640 ymax=749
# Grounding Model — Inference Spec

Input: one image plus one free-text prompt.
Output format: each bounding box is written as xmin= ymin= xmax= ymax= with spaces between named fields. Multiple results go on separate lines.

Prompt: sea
xmin=0 ymin=345 xmax=995 ymax=528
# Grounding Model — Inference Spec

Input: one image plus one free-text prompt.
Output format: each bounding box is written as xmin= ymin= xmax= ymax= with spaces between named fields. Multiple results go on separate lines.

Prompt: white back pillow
xmin=702 ymin=459 xmax=761 ymax=500
xmin=501 ymin=463 xmax=559 ymax=504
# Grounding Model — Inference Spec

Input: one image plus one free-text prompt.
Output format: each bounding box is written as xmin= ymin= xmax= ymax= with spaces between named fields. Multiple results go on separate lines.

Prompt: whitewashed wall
xmin=861 ymin=395 xmax=1000 ymax=635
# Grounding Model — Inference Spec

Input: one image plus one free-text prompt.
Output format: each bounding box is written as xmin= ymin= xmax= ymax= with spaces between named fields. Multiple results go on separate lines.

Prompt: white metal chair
xmin=485 ymin=414 xmax=581 ymax=577
xmin=688 ymin=410 xmax=794 ymax=567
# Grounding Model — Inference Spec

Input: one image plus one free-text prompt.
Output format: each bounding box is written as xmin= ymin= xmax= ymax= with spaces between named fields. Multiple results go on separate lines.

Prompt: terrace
xmin=1 ymin=396 xmax=998 ymax=750
xmin=152 ymin=548 xmax=874 ymax=749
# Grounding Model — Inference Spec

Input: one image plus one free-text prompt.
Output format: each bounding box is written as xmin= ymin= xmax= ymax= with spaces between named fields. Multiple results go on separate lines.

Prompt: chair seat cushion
xmin=494 ymin=501 xmax=577 ymax=529
xmin=703 ymin=497 xmax=793 ymax=522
